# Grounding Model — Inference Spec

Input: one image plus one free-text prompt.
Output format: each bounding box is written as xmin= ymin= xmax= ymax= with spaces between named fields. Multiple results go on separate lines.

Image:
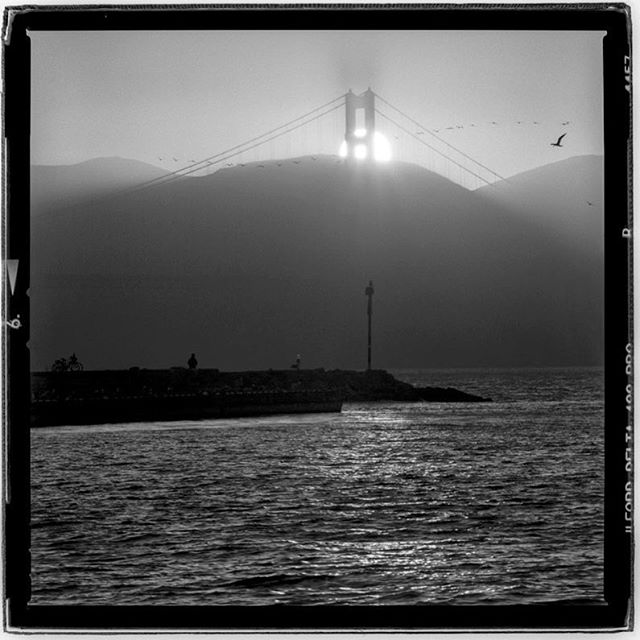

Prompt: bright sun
xmin=339 ymin=129 xmax=392 ymax=162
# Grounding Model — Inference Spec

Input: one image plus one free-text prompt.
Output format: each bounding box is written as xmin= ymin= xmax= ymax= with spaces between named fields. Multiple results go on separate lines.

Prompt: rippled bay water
xmin=30 ymin=367 xmax=603 ymax=605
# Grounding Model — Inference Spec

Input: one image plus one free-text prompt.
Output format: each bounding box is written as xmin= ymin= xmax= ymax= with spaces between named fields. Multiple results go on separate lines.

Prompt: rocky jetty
xmin=32 ymin=368 xmax=490 ymax=404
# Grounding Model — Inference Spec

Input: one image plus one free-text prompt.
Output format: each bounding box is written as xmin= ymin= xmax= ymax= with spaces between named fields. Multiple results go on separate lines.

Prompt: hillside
xmin=30 ymin=155 xmax=604 ymax=371
xmin=476 ymin=155 xmax=604 ymax=256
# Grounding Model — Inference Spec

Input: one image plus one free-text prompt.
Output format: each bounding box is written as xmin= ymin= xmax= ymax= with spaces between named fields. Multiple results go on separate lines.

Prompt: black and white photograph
xmin=3 ymin=5 xmax=632 ymax=631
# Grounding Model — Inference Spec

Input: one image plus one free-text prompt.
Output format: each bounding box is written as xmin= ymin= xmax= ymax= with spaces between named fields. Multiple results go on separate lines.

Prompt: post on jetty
xmin=365 ymin=280 xmax=374 ymax=370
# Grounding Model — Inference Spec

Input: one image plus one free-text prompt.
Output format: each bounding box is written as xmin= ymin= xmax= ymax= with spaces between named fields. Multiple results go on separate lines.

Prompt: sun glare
xmin=338 ymin=130 xmax=392 ymax=162
xmin=355 ymin=144 xmax=368 ymax=159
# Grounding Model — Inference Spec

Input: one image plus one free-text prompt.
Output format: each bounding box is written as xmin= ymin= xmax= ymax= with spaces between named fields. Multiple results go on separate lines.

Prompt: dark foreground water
xmin=30 ymin=367 xmax=604 ymax=605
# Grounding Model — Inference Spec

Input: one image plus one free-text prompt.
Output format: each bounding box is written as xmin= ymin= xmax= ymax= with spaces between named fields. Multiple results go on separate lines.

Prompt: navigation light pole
xmin=365 ymin=280 xmax=374 ymax=370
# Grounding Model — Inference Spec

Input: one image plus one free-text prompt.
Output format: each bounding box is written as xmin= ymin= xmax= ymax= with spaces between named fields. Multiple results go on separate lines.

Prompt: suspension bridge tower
xmin=345 ymin=88 xmax=375 ymax=160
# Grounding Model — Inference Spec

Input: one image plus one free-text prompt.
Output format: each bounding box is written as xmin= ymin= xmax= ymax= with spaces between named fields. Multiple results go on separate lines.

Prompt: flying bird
xmin=446 ymin=126 xmax=454 ymax=130
xmin=550 ymin=133 xmax=567 ymax=147
xmin=172 ymin=157 xmax=178 ymax=162
xmin=587 ymin=201 xmax=593 ymax=206
xmin=533 ymin=121 xmax=539 ymax=125
xmin=562 ymin=121 xmax=570 ymax=125
xmin=158 ymin=156 xmax=163 ymax=161
xmin=491 ymin=121 xmax=498 ymax=125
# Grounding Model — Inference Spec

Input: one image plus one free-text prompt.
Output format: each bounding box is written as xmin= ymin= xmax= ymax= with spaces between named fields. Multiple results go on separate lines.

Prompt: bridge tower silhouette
xmin=345 ymin=88 xmax=375 ymax=160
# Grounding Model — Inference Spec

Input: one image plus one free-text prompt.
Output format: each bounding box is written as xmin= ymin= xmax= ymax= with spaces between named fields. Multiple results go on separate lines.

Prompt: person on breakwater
xmin=188 ymin=353 xmax=198 ymax=370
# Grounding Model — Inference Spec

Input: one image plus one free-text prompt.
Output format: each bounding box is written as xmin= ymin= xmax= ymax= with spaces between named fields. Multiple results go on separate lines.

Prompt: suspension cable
xmin=376 ymin=109 xmax=493 ymax=187
xmin=126 ymin=102 xmax=345 ymax=195
xmin=374 ymin=92 xmax=506 ymax=183
xmin=112 ymin=94 xmax=346 ymax=199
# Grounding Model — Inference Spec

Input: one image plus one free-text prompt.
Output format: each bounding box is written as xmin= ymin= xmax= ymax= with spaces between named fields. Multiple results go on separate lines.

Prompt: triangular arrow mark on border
xmin=5 ymin=260 xmax=18 ymax=295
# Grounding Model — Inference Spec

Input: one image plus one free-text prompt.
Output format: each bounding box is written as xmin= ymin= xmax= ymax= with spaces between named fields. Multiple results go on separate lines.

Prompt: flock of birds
xmin=149 ymin=119 xmax=599 ymax=208
xmin=156 ymin=155 xmax=341 ymax=169
xmin=155 ymin=118 xmax=574 ymax=168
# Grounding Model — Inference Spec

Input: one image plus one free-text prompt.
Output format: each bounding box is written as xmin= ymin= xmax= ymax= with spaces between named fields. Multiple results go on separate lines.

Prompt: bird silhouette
xmin=587 ymin=201 xmax=593 ymax=206
xmin=158 ymin=156 xmax=163 ymax=161
xmin=562 ymin=121 xmax=570 ymax=125
xmin=550 ymin=133 xmax=567 ymax=147
xmin=491 ymin=121 xmax=498 ymax=125
xmin=446 ymin=126 xmax=454 ymax=130
xmin=172 ymin=157 xmax=178 ymax=162
xmin=533 ymin=121 xmax=539 ymax=125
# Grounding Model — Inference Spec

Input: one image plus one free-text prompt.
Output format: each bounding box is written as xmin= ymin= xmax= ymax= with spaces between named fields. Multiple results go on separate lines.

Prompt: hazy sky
xmin=30 ymin=29 xmax=604 ymax=179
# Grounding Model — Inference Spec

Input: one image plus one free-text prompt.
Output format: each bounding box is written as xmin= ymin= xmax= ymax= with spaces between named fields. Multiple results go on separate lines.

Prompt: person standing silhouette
xmin=188 ymin=353 xmax=198 ymax=370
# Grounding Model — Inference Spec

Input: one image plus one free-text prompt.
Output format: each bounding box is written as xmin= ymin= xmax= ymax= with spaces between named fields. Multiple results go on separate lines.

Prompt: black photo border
xmin=3 ymin=4 xmax=633 ymax=631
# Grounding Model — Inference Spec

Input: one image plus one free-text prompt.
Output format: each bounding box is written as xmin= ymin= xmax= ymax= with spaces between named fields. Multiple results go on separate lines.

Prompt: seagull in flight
xmin=550 ymin=133 xmax=567 ymax=147
xmin=562 ymin=121 xmax=570 ymax=125
xmin=587 ymin=201 xmax=593 ymax=206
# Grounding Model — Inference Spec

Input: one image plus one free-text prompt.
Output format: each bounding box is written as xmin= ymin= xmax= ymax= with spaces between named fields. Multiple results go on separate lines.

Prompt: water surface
xmin=31 ymin=366 xmax=604 ymax=605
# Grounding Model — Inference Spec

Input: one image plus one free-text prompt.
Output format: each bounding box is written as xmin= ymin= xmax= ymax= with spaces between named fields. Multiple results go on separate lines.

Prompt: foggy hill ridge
xmin=30 ymin=154 xmax=603 ymax=371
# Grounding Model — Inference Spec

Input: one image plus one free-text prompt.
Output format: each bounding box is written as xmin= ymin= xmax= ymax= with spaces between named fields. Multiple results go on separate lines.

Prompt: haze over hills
xmin=30 ymin=154 xmax=604 ymax=371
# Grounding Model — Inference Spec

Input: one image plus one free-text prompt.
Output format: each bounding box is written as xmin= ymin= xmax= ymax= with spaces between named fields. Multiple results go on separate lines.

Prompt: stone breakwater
xmin=32 ymin=368 xmax=491 ymax=402
xmin=30 ymin=368 xmax=491 ymax=427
